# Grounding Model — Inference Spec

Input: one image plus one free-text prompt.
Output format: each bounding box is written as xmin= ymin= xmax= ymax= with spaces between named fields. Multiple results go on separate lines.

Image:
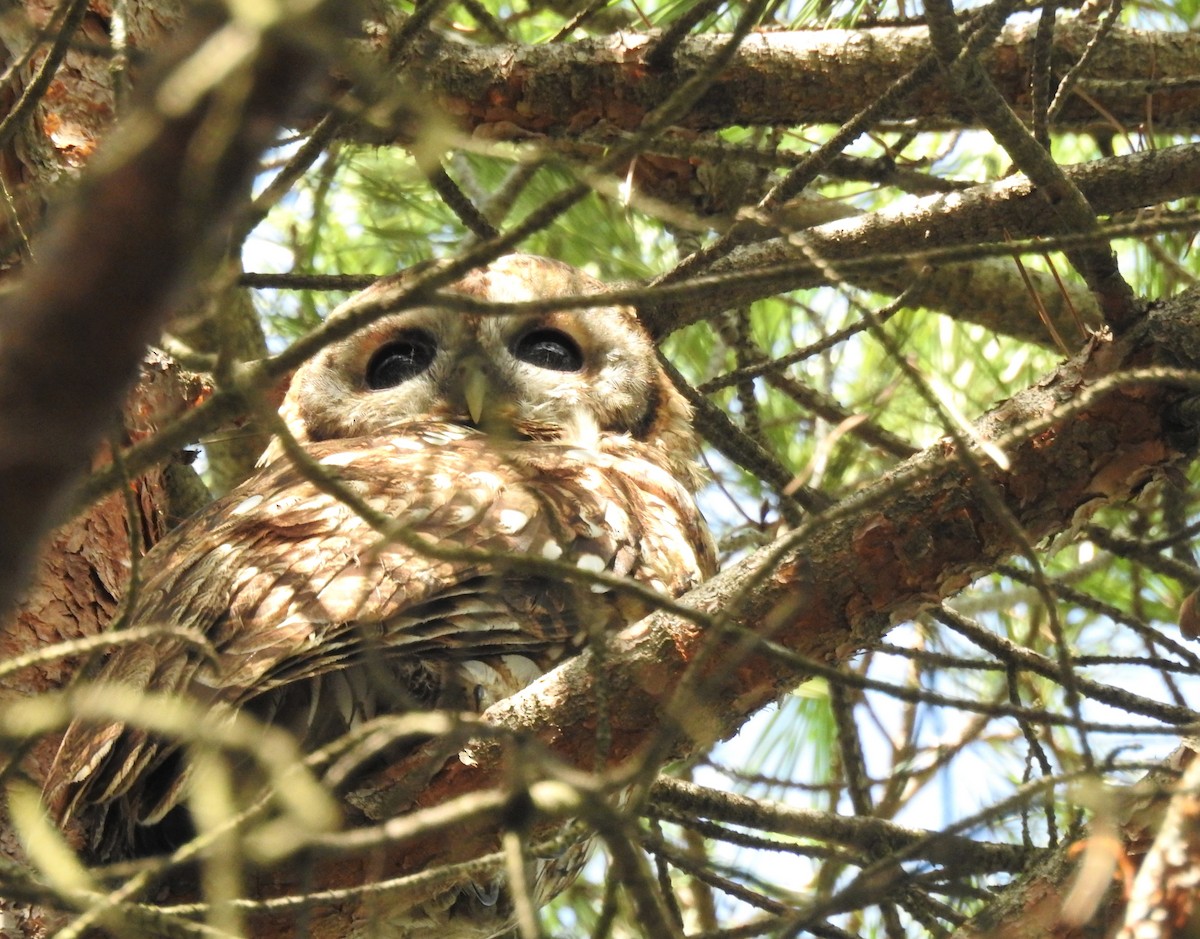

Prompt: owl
xmin=43 ymin=254 xmax=715 ymax=934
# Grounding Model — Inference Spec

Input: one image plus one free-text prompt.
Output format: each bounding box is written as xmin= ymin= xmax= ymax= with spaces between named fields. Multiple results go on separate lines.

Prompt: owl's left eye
xmin=365 ymin=332 xmax=438 ymax=389
xmin=512 ymin=328 xmax=584 ymax=372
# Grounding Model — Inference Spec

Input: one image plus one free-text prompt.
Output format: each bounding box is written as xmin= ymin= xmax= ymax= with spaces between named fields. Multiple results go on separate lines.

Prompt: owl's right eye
xmin=365 ymin=332 xmax=437 ymax=389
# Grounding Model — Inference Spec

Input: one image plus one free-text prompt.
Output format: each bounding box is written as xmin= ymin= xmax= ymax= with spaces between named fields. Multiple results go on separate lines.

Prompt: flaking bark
xmin=385 ymin=17 xmax=1200 ymax=138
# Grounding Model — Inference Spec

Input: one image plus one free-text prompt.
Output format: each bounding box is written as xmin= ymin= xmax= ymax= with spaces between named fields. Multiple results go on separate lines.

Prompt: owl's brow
xmin=248 ymin=263 xmax=828 ymax=377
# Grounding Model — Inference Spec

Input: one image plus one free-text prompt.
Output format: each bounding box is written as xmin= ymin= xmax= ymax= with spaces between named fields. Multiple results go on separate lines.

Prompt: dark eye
xmin=512 ymin=328 xmax=584 ymax=372
xmin=365 ymin=332 xmax=437 ymax=389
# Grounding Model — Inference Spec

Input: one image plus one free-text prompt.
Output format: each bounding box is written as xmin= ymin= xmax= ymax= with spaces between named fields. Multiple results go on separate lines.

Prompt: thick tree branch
xmin=383 ymin=17 xmax=1200 ymax=138
xmin=641 ymin=143 xmax=1200 ymax=339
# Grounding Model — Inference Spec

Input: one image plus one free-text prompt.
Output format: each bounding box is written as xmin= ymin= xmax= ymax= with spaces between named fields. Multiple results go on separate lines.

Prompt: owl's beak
xmin=464 ymin=369 xmax=487 ymax=425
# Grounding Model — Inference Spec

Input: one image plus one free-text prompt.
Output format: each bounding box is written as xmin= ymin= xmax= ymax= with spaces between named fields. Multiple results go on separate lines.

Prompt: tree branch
xmin=642 ymin=143 xmax=1200 ymax=339
xmin=381 ymin=16 xmax=1200 ymax=137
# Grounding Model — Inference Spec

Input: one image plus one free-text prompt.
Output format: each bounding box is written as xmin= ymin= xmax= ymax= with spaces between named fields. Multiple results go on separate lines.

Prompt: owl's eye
xmin=365 ymin=332 xmax=437 ymax=389
xmin=512 ymin=328 xmax=584 ymax=372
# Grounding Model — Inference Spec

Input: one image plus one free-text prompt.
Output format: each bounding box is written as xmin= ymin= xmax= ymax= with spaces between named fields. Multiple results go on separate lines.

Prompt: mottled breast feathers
xmin=48 ymin=424 xmax=714 ymax=857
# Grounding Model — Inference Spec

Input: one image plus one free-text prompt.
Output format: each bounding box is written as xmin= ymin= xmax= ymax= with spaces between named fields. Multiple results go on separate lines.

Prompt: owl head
xmin=273 ymin=255 xmax=702 ymax=487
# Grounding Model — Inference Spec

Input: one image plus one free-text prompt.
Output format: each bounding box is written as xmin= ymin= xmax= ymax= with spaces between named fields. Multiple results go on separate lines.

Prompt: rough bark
xmin=0 ymin=0 xmax=187 ymax=254
xmin=385 ymin=17 xmax=1200 ymax=138
xmin=640 ymin=143 xmax=1200 ymax=340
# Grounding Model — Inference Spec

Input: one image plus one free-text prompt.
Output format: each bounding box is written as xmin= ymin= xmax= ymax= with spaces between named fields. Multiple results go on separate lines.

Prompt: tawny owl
xmin=43 ymin=254 xmax=715 ymax=934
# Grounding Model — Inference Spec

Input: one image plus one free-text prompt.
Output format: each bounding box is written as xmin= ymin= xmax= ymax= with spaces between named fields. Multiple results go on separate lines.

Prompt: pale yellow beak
xmin=463 ymin=368 xmax=487 ymax=425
